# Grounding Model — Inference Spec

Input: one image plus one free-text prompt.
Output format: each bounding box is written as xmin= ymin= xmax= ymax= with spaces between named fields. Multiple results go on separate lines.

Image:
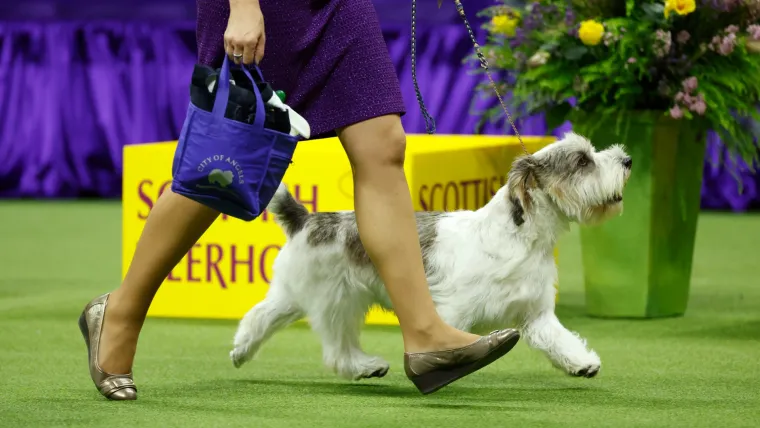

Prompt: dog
xmin=230 ymin=132 xmax=631 ymax=381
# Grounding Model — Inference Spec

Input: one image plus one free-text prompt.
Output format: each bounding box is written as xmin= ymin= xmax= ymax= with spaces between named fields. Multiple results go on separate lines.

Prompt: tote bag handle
xmin=212 ymin=56 xmax=267 ymax=129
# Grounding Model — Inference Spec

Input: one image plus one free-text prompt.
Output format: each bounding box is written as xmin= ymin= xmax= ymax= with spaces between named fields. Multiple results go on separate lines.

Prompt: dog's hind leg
xmin=522 ymin=310 xmax=601 ymax=378
xmin=306 ymin=289 xmax=390 ymax=381
xmin=230 ymin=281 xmax=303 ymax=368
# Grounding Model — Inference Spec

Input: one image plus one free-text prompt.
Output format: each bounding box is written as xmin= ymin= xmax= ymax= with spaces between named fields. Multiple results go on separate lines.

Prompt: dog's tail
xmin=267 ymin=183 xmax=309 ymax=237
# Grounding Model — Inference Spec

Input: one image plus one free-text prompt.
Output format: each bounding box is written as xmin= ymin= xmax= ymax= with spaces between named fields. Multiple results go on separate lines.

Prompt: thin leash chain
xmin=410 ymin=0 xmax=530 ymax=155
xmin=411 ymin=0 xmax=436 ymax=133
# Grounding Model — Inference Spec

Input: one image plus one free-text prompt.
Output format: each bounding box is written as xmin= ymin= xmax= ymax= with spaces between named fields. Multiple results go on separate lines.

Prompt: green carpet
xmin=0 ymin=201 xmax=758 ymax=428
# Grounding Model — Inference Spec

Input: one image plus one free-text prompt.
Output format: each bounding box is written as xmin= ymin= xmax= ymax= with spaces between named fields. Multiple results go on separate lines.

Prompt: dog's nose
xmin=622 ymin=157 xmax=632 ymax=169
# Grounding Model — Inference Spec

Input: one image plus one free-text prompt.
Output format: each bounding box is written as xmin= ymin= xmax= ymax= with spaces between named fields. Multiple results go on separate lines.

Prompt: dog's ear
xmin=507 ymin=155 xmax=539 ymax=226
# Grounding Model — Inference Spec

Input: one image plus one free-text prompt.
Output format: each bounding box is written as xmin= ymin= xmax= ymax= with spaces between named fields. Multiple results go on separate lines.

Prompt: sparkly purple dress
xmin=195 ymin=0 xmax=407 ymax=138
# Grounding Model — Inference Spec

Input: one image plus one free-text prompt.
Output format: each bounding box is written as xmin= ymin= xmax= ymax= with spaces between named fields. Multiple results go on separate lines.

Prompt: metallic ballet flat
xmin=404 ymin=329 xmax=520 ymax=395
xmin=78 ymin=294 xmax=137 ymax=401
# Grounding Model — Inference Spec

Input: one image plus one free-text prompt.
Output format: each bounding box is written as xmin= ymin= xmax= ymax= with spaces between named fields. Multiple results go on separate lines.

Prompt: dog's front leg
xmin=522 ymin=311 xmax=601 ymax=378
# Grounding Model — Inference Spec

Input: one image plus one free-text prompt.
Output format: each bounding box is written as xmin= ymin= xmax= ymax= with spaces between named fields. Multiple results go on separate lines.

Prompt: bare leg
xmin=336 ymin=115 xmax=479 ymax=353
xmin=97 ymin=190 xmax=219 ymax=374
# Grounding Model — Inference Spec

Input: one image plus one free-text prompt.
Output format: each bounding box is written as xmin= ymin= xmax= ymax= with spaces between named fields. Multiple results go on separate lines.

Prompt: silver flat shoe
xmin=77 ymin=294 xmax=137 ymax=400
xmin=404 ymin=329 xmax=520 ymax=395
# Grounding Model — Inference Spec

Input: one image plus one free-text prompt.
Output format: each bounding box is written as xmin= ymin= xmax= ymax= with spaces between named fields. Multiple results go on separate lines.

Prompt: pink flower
xmin=709 ymin=32 xmax=737 ymax=55
xmin=675 ymin=91 xmax=685 ymax=102
xmin=653 ymin=29 xmax=672 ymax=58
xmin=719 ymin=33 xmax=737 ymax=55
xmin=726 ymin=25 xmax=739 ymax=34
xmin=627 ymin=57 xmax=637 ymax=63
xmin=748 ymin=25 xmax=760 ymax=41
xmin=676 ymin=30 xmax=691 ymax=44
xmin=690 ymin=99 xmax=707 ymax=115
xmin=670 ymin=105 xmax=684 ymax=119
xmin=682 ymin=77 xmax=698 ymax=93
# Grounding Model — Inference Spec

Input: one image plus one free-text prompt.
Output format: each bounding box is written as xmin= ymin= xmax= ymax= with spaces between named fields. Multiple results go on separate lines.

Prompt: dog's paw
xmin=571 ymin=364 xmax=600 ymax=378
xmin=334 ymin=356 xmax=390 ymax=381
xmin=361 ymin=365 xmax=390 ymax=379
xmin=230 ymin=346 xmax=253 ymax=368
xmin=354 ymin=358 xmax=390 ymax=380
xmin=557 ymin=349 xmax=601 ymax=378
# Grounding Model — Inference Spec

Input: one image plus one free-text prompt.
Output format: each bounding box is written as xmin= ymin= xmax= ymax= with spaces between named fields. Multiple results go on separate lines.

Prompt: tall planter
xmin=573 ymin=111 xmax=707 ymax=318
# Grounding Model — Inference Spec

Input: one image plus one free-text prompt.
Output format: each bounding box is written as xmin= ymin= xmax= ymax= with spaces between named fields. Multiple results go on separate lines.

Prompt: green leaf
xmin=641 ymin=3 xmax=665 ymax=21
xmin=563 ymin=46 xmax=588 ymax=61
xmin=626 ymin=0 xmax=635 ymax=17
xmin=545 ymin=102 xmax=572 ymax=131
xmin=540 ymin=41 xmax=560 ymax=52
xmin=641 ymin=3 xmax=664 ymax=16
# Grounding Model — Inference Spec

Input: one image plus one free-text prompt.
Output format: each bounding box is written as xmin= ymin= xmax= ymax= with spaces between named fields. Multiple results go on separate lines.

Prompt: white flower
xmin=527 ymin=51 xmax=550 ymax=68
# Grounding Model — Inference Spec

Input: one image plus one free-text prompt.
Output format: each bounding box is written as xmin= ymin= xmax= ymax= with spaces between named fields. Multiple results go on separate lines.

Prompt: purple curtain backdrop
xmin=0 ymin=0 xmax=758 ymax=209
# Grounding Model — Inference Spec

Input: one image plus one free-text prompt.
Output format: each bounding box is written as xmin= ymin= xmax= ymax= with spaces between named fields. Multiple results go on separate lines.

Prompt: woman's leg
xmin=96 ymin=190 xmax=219 ymax=374
xmin=336 ymin=114 xmax=480 ymax=353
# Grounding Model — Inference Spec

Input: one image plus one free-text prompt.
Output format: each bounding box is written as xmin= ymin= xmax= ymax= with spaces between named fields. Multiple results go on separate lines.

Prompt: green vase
xmin=573 ymin=111 xmax=707 ymax=318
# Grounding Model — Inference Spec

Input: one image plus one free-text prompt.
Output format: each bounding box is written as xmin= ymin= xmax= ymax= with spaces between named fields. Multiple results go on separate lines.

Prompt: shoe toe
xmin=108 ymin=388 xmax=137 ymax=401
xmin=491 ymin=329 xmax=520 ymax=346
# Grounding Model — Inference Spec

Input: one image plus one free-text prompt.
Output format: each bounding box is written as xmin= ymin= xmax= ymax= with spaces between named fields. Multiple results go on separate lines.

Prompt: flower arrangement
xmin=474 ymin=0 xmax=760 ymax=165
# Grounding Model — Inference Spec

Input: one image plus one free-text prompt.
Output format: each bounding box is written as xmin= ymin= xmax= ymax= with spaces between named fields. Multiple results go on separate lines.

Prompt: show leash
xmin=411 ymin=0 xmax=531 ymax=156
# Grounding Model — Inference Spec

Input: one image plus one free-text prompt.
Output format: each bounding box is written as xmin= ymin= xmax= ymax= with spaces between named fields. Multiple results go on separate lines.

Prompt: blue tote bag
xmin=171 ymin=57 xmax=299 ymax=221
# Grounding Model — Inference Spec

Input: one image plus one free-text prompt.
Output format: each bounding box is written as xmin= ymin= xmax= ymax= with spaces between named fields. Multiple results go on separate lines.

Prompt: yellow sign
xmin=122 ymin=134 xmax=556 ymax=324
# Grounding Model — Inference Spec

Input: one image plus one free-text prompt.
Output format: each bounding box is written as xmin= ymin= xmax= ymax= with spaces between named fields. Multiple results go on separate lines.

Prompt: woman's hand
xmin=224 ymin=0 xmax=265 ymax=65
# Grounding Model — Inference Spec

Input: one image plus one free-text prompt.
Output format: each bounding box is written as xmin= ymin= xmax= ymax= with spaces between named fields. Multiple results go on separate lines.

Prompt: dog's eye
xmin=577 ymin=156 xmax=589 ymax=167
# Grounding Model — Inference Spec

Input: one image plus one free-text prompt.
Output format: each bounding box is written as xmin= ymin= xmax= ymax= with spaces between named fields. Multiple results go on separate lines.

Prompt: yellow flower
xmin=578 ymin=20 xmax=605 ymax=46
xmin=664 ymin=0 xmax=696 ymax=18
xmin=491 ymin=12 xmax=520 ymax=37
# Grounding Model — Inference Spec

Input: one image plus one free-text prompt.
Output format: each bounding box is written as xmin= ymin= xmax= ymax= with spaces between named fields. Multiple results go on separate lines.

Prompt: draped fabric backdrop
xmin=1 ymin=0 xmax=758 ymax=209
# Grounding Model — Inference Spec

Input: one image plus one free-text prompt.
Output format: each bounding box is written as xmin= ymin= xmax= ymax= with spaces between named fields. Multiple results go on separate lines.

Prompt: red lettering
xmin=444 ymin=182 xmax=459 ymax=211
xmin=472 ymin=179 xmax=483 ymax=208
xmin=156 ymin=243 xmax=291 ymax=287
xmin=459 ymin=180 xmax=479 ymax=210
xmin=231 ymin=245 xmax=255 ymax=283
xmin=430 ymin=183 xmax=443 ymax=211
xmin=187 ymin=243 xmax=202 ymax=282
xmin=137 ymin=180 xmax=154 ymax=220
xmin=419 ymin=185 xmax=430 ymax=211
xmin=207 ymin=243 xmax=226 ymax=288
xmin=418 ymin=177 xmax=511 ymax=212
xmin=259 ymin=245 xmax=280 ymax=284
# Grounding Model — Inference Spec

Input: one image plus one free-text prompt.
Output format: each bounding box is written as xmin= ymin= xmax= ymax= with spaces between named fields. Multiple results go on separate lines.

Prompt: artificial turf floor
xmin=0 ymin=201 xmax=759 ymax=427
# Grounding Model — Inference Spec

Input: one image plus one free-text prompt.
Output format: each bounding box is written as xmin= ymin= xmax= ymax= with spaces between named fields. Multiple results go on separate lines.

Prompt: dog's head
xmin=506 ymin=132 xmax=632 ymax=226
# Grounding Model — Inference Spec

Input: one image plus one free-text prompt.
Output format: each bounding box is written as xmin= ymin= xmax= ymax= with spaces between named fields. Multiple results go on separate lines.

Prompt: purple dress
xmin=195 ymin=0 xmax=407 ymax=138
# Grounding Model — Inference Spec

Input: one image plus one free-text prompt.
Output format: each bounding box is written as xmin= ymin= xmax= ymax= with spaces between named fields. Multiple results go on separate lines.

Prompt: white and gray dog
xmin=230 ymin=132 xmax=632 ymax=381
